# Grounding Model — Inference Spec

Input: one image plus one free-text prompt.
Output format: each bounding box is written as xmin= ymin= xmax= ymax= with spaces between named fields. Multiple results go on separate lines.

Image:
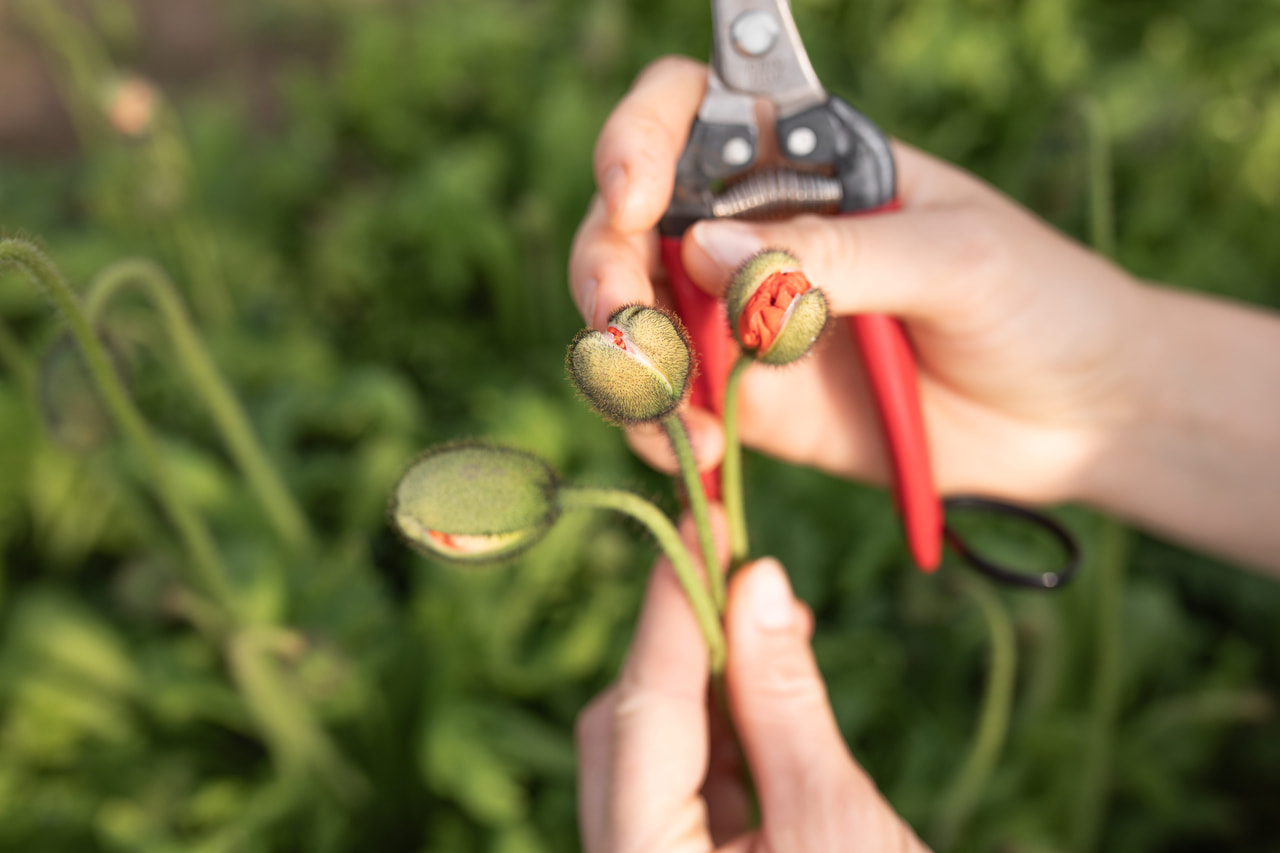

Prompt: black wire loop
xmin=942 ymin=496 xmax=1081 ymax=590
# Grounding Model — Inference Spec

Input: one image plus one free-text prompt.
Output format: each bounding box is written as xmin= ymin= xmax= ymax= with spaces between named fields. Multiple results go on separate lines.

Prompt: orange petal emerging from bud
xmin=740 ymin=270 xmax=811 ymax=354
xmin=567 ymin=305 xmax=693 ymax=424
xmin=726 ymin=250 xmax=829 ymax=365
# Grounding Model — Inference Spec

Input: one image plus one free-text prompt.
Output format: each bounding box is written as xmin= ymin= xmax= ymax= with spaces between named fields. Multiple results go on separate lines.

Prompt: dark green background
xmin=1 ymin=0 xmax=1278 ymax=850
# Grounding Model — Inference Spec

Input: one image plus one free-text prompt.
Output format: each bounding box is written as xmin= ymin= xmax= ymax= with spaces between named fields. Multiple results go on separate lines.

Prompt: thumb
xmin=725 ymin=558 xmax=927 ymax=851
xmin=681 ymin=211 xmax=988 ymax=323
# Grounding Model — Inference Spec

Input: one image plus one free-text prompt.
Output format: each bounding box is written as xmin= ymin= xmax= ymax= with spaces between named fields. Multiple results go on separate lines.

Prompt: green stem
xmin=16 ymin=0 xmax=114 ymax=146
xmin=1070 ymin=518 xmax=1128 ymax=853
xmin=722 ymin=356 xmax=752 ymax=569
xmin=171 ymin=210 xmax=233 ymax=327
xmin=0 ymin=238 xmax=240 ymax=618
xmin=933 ymin=576 xmax=1017 ymax=848
xmin=227 ymin=628 xmax=366 ymax=804
xmin=85 ymin=259 xmax=313 ymax=552
xmin=560 ymin=486 xmax=726 ymax=673
xmin=663 ymin=413 xmax=725 ymax=612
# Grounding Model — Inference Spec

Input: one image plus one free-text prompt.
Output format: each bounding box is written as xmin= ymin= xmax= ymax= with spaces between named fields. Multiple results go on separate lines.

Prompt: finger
xmin=595 ymin=56 xmax=707 ymax=232
xmin=680 ymin=207 xmax=1010 ymax=325
xmin=606 ymin=508 xmax=729 ymax=852
xmin=575 ymin=688 xmax=618 ymax=853
xmin=568 ymin=195 xmax=660 ymax=329
xmin=624 ymin=405 xmax=725 ymax=476
xmin=725 ymin=558 xmax=928 ymax=851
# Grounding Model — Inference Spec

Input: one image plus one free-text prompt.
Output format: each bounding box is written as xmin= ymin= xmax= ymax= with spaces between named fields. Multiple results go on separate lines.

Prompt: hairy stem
xmin=663 ymin=413 xmax=725 ymax=612
xmin=933 ymin=576 xmax=1017 ymax=847
xmin=0 ymin=238 xmax=239 ymax=618
xmin=85 ymin=259 xmax=312 ymax=552
xmin=722 ymin=356 xmax=752 ymax=569
xmin=560 ymin=486 xmax=726 ymax=673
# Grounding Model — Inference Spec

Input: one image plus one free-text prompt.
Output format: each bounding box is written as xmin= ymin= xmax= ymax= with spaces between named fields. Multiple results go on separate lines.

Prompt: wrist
xmin=1076 ymin=283 xmax=1280 ymax=571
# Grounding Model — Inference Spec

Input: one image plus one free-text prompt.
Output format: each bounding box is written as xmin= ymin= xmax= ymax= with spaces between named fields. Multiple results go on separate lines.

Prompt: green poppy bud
xmin=726 ymin=250 xmax=829 ymax=365
xmin=390 ymin=443 xmax=559 ymax=564
xmin=567 ymin=305 xmax=693 ymax=424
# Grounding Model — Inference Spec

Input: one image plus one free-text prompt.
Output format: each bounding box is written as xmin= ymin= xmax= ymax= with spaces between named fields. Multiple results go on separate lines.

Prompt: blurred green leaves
xmin=0 ymin=0 xmax=1278 ymax=851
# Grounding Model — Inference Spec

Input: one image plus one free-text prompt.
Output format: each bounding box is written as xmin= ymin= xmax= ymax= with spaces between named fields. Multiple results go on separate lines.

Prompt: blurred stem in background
xmin=0 ymin=238 xmax=361 ymax=827
xmin=84 ymin=258 xmax=315 ymax=553
xmin=15 ymin=0 xmax=234 ymax=326
xmin=932 ymin=575 xmax=1017 ymax=848
xmin=0 ymin=237 xmax=240 ymax=621
xmin=228 ymin=628 xmax=369 ymax=806
xmin=1071 ymin=100 xmax=1131 ymax=853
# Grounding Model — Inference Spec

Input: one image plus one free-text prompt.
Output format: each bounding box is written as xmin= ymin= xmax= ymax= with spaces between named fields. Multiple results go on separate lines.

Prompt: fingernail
xmin=692 ymin=220 xmax=764 ymax=271
xmin=578 ymin=277 xmax=600 ymax=329
xmin=602 ymin=165 xmax=628 ymax=223
xmin=749 ymin=557 xmax=794 ymax=631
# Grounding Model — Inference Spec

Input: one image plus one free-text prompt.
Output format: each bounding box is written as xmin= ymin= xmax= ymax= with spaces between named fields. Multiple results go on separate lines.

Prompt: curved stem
xmin=722 ymin=356 xmax=752 ymax=569
xmin=934 ymin=576 xmax=1017 ymax=847
xmin=560 ymin=486 xmax=725 ymax=674
xmin=85 ymin=259 xmax=313 ymax=552
xmin=663 ymin=413 xmax=724 ymax=612
xmin=0 ymin=238 xmax=239 ymax=619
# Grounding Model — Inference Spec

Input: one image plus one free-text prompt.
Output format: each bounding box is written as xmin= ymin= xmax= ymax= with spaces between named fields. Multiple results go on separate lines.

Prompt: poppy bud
xmin=390 ymin=443 xmax=559 ymax=564
xmin=567 ymin=305 xmax=693 ymax=424
xmin=102 ymin=74 xmax=159 ymax=138
xmin=726 ymin=250 xmax=829 ymax=365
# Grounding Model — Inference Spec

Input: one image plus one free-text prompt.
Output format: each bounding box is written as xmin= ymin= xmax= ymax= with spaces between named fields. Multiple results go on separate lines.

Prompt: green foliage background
xmin=1 ymin=0 xmax=1278 ymax=850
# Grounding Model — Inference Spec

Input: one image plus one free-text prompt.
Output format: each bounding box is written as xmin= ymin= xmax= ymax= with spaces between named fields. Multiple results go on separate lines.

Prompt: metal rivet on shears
xmin=730 ymin=10 xmax=781 ymax=57
xmin=786 ymin=127 xmax=818 ymax=157
xmin=722 ymin=136 xmax=754 ymax=166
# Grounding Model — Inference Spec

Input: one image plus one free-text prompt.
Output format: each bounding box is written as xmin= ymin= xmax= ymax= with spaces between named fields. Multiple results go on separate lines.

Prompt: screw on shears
xmin=658 ymin=0 xmax=1080 ymax=589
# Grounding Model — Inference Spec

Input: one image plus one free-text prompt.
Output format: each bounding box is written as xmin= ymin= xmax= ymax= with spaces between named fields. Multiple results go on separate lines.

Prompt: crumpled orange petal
xmin=739 ymin=270 xmax=811 ymax=354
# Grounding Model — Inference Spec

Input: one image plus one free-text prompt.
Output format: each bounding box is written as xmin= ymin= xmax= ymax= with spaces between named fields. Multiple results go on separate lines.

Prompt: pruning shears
xmin=659 ymin=0 xmax=1079 ymax=589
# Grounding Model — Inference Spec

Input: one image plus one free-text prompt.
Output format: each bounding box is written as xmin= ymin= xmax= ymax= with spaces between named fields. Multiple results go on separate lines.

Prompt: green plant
xmin=1 ymin=1 xmax=1277 ymax=850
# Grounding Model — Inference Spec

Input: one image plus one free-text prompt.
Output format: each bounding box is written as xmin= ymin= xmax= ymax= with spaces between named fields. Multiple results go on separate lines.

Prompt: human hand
xmin=575 ymin=511 xmax=928 ymax=852
xmin=568 ymin=57 xmax=1151 ymax=506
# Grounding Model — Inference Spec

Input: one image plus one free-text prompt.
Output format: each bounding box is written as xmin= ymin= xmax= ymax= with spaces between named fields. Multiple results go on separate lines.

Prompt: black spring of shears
xmin=942 ymin=496 xmax=1082 ymax=591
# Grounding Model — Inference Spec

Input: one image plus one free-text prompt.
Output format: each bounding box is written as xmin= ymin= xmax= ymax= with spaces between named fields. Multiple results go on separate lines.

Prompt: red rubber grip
xmin=842 ymin=199 xmax=942 ymax=570
xmin=661 ymin=235 xmax=728 ymax=501
xmin=849 ymin=314 xmax=942 ymax=570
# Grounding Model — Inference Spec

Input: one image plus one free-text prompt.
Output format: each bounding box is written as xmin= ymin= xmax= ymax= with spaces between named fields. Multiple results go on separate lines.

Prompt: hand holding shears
xmin=570 ymin=7 xmax=1139 ymax=588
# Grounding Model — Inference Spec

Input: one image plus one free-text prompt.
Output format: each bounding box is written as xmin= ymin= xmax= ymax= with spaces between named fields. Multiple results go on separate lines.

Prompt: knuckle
xmin=755 ymin=650 xmax=830 ymax=709
xmin=790 ymin=214 xmax=859 ymax=279
xmin=949 ymin=207 xmax=1015 ymax=287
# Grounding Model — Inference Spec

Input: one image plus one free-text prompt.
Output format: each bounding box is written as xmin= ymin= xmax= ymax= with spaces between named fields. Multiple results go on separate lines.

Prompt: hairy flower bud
xmin=566 ymin=305 xmax=693 ymax=424
xmin=726 ymin=250 xmax=829 ymax=365
xmin=390 ymin=443 xmax=559 ymax=564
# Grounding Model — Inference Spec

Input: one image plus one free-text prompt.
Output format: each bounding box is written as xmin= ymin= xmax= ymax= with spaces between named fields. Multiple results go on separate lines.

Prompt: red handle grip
xmin=662 ymin=235 xmax=728 ymax=501
xmin=849 ymin=313 xmax=942 ymax=570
